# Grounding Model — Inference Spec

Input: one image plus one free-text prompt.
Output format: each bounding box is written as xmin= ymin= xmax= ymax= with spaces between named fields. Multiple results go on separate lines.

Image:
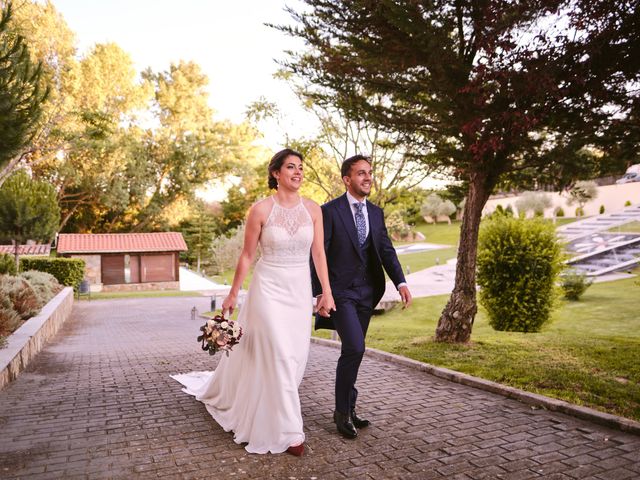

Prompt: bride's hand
xmin=317 ymin=292 xmax=336 ymax=318
xmin=222 ymin=293 xmax=237 ymax=317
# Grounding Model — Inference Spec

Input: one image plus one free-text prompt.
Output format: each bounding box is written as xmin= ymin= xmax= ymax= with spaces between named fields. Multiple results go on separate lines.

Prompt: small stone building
xmin=56 ymin=233 xmax=188 ymax=292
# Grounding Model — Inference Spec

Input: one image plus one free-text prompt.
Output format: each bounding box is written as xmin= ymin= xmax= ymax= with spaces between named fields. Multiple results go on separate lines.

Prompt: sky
xmin=52 ymin=0 xmax=315 ymax=149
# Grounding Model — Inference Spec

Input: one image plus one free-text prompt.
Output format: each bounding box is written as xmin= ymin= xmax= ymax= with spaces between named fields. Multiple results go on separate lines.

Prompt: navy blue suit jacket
xmin=311 ymin=193 xmax=406 ymax=330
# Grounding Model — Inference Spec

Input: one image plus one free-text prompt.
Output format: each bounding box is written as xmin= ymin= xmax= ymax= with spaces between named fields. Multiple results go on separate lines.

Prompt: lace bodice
xmin=260 ymin=197 xmax=313 ymax=265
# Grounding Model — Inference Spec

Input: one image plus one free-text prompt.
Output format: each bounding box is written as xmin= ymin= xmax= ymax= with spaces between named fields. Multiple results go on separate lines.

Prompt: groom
xmin=312 ymin=154 xmax=412 ymax=439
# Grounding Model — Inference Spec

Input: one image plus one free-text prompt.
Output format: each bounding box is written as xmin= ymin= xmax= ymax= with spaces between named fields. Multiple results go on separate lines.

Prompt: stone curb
xmin=0 ymin=287 xmax=74 ymax=390
xmin=311 ymin=336 xmax=640 ymax=436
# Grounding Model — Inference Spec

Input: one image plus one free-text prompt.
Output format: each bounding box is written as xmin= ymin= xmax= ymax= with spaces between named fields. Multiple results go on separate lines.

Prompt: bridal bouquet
xmin=197 ymin=313 xmax=243 ymax=356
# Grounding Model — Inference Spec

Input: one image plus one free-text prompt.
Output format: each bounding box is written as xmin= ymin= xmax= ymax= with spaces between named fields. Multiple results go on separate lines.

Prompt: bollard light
xmin=211 ymin=296 xmax=217 ymax=312
xmin=191 ymin=306 xmax=197 ymax=321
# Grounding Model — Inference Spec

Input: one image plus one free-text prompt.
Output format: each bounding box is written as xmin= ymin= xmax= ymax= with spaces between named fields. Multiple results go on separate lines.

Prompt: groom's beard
xmin=348 ymin=183 xmax=371 ymax=199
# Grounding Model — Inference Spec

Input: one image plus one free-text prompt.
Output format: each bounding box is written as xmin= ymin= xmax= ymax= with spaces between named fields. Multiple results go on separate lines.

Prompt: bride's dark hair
xmin=267 ymin=148 xmax=303 ymax=189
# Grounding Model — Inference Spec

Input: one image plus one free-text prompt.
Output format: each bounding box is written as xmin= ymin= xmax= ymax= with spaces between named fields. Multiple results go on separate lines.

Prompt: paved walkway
xmin=0 ymin=297 xmax=638 ymax=479
xmin=179 ymin=267 xmax=229 ymax=293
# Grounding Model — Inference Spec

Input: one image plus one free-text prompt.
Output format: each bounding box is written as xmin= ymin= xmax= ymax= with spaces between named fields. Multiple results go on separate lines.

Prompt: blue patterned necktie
xmin=353 ymin=202 xmax=367 ymax=245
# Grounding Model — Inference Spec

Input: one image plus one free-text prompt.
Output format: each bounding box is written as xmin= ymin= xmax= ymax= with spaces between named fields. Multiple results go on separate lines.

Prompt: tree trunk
xmin=435 ymin=172 xmax=492 ymax=343
xmin=14 ymin=240 xmax=20 ymax=272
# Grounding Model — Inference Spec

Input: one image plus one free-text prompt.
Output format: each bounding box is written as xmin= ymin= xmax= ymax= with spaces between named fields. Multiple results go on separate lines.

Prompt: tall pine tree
xmin=0 ymin=170 xmax=60 ymax=270
xmin=0 ymin=2 xmax=49 ymax=186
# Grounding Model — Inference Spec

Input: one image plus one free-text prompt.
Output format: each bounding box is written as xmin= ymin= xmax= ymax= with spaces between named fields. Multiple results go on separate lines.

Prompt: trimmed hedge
xmin=0 ymin=252 xmax=16 ymax=275
xmin=20 ymin=256 xmax=85 ymax=288
xmin=477 ymin=215 xmax=563 ymax=332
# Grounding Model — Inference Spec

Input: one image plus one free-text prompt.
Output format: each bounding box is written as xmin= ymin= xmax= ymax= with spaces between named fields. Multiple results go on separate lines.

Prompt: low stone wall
xmin=0 ymin=287 xmax=74 ymax=390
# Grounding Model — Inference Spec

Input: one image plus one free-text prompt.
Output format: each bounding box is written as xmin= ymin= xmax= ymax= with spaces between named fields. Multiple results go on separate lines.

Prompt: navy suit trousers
xmin=333 ymin=284 xmax=374 ymax=414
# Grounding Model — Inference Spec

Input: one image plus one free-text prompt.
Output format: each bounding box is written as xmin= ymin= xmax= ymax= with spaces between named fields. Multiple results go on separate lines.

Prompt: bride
xmin=171 ymin=149 xmax=335 ymax=456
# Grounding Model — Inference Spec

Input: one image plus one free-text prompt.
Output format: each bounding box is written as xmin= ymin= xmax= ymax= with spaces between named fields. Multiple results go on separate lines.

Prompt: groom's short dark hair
xmin=341 ymin=154 xmax=372 ymax=178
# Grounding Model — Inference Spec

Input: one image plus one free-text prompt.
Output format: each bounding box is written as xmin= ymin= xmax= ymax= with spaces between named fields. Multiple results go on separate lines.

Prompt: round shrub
xmin=20 ymin=270 xmax=62 ymax=304
xmin=0 ymin=253 xmax=16 ymax=275
xmin=599 ymin=205 xmax=605 ymax=214
xmin=554 ymin=206 xmax=565 ymax=217
xmin=477 ymin=216 xmax=563 ymax=332
xmin=560 ymin=270 xmax=594 ymax=301
xmin=0 ymin=276 xmax=40 ymax=320
xmin=625 ymin=200 xmax=632 ymax=207
xmin=575 ymin=207 xmax=584 ymax=217
xmin=0 ymin=296 xmax=22 ymax=335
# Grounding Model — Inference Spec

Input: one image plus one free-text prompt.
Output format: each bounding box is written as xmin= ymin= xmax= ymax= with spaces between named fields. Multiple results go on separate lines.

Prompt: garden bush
xmin=599 ymin=205 xmax=605 ymax=214
xmin=560 ymin=270 xmax=594 ymax=301
xmin=385 ymin=210 xmax=412 ymax=240
xmin=554 ymin=206 xmax=565 ymax=217
xmin=0 ymin=253 xmax=16 ymax=275
xmin=477 ymin=216 xmax=563 ymax=332
xmin=625 ymin=200 xmax=632 ymax=207
xmin=0 ymin=276 xmax=40 ymax=320
xmin=20 ymin=256 xmax=85 ymax=288
xmin=575 ymin=207 xmax=585 ymax=217
xmin=0 ymin=295 xmax=22 ymax=336
xmin=20 ymin=270 xmax=62 ymax=304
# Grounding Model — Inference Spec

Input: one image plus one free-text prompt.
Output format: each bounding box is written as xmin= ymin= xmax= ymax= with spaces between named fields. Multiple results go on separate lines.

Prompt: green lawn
xmin=411 ymin=221 xmax=461 ymax=246
xmin=81 ymin=290 xmax=202 ymax=300
xmin=607 ymin=221 xmax=640 ymax=234
xmin=314 ymin=272 xmax=640 ymax=421
xmin=553 ymin=217 xmax=583 ymax=227
xmin=209 ymin=270 xmax=252 ymax=290
xmin=397 ymin=247 xmax=458 ymax=273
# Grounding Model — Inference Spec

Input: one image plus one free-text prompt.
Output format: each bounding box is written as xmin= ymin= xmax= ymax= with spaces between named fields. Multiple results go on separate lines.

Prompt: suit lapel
xmin=366 ymin=203 xmax=380 ymax=254
xmin=336 ymin=193 xmax=364 ymax=260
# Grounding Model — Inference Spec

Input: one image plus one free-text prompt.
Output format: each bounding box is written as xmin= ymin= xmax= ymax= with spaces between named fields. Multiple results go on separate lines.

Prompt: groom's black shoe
xmin=351 ymin=409 xmax=370 ymax=429
xmin=333 ymin=410 xmax=357 ymax=439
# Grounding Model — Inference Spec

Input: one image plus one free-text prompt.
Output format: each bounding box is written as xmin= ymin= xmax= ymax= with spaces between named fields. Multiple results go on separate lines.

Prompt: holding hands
xmin=315 ymin=292 xmax=336 ymax=318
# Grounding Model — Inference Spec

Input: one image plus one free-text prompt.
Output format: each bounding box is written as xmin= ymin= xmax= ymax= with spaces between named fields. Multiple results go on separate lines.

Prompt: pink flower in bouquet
xmin=197 ymin=313 xmax=243 ymax=356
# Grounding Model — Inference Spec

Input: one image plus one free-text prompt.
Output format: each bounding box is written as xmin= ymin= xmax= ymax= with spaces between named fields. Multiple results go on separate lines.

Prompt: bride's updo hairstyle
xmin=267 ymin=148 xmax=304 ymax=189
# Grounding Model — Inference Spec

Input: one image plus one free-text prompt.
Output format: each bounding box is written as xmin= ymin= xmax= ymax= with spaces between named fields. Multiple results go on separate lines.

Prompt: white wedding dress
xmin=171 ymin=197 xmax=313 ymax=454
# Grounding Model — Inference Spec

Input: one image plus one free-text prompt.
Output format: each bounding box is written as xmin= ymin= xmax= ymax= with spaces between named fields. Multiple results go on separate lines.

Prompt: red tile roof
xmin=0 ymin=244 xmax=51 ymax=256
xmin=56 ymin=233 xmax=188 ymax=254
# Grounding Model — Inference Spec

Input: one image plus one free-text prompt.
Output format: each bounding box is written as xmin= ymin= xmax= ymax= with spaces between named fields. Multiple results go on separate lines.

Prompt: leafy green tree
xmin=178 ymin=202 xmax=219 ymax=272
xmin=248 ymin=85 xmax=437 ymax=207
xmin=420 ymin=193 xmax=440 ymax=220
xmin=279 ymin=0 xmax=639 ymax=342
xmin=566 ymin=180 xmax=598 ymax=211
xmin=0 ymin=170 xmax=60 ymax=269
xmin=0 ymin=1 xmax=48 ymax=186
xmin=130 ymin=61 xmax=260 ymax=231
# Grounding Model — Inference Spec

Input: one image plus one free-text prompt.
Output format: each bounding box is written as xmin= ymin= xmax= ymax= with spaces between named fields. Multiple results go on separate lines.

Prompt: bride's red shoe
xmin=286 ymin=443 xmax=304 ymax=456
